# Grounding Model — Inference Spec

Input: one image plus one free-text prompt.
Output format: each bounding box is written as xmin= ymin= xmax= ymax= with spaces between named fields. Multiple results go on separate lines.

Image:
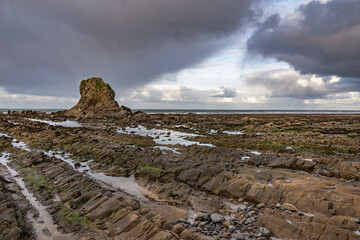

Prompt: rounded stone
xmin=180 ymin=229 xmax=193 ymax=240
xmin=210 ymin=213 xmax=224 ymax=223
xmin=172 ymin=223 xmax=185 ymax=235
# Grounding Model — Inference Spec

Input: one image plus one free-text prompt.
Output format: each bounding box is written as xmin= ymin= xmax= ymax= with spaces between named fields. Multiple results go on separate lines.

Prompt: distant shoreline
xmin=1 ymin=108 xmax=360 ymax=114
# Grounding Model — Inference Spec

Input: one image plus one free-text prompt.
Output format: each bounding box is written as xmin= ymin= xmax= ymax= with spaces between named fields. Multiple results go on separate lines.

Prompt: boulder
xmin=65 ymin=77 xmax=132 ymax=118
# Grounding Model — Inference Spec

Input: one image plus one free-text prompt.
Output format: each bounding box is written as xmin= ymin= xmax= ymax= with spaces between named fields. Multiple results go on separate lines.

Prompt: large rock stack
xmin=65 ymin=77 xmax=132 ymax=118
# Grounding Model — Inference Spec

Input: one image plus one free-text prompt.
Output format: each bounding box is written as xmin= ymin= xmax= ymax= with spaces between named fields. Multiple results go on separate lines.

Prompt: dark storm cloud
xmin=0 ymin=0 xmax=259 ymax=97
xmin=247 ymin=0 xmax=360 ymax=81
xmin=212 ymin=88 xmax=237 ymax=98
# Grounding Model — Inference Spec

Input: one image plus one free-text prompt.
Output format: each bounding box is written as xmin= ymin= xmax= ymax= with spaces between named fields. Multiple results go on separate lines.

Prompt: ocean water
xmin=0 ymin=108 xmax=64 ymax=113
xmin=1 ymin=108 xmax=359 ymax=114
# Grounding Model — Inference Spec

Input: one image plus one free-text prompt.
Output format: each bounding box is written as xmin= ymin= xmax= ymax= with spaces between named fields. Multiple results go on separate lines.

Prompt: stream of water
xmin=0 ymin=153 xmax=69 ymax=240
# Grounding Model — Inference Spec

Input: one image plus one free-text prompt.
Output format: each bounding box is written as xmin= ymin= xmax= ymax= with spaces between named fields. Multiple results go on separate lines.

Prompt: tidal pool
xmin=28 ymin=118 xmax=83 ymax=127
xmin=117 ymin=125 xmax=214 ymax=147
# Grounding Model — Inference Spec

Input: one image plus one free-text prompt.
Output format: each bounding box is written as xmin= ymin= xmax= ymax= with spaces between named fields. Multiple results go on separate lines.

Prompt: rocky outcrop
xmin=65 ymin=77 xmax=132 ymax=118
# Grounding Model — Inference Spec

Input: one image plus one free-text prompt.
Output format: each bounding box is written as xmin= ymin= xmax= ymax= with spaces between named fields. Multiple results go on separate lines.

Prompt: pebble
xmin=172 ymin=223 xmax=185 ymax=235
xmin=259 ymin=227 xmax=270 ymax=237
xmin=228 ymin=225 xmax=236 ymax=233
xmin=237 ymin=204 xmax=247 ymax=212
xmin=281 ymin=203 xmax=298 ymax=212
xmin=247 ymin=210 xmax=256 ymax=217
xmin=202 ymin=237 xmax=215 ymax=240
xmin=210 ymin=213 xmax=224 ymax=223
xmin=256 ymin=203 xmax=265 ymax=209
xmin=244 ymin=217 xmax=255 ymax=224
xmin=198 ymin=213 xmax=210 ymax=221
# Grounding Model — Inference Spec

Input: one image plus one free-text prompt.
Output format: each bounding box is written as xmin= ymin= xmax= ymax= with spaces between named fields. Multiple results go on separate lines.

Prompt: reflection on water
xmin=1 ymin=132 xmax=197 ymax=224
xmin=117 ymin=125 xmax=214 ymax=147
xmin=42 ymin=151 xmax=149 ymax=201
xmin=28 ymin=118 xmax=83 ymax=127
xmin=0 ymin=132 xmax=31 ymax=151
xmin=223 ymin=130 xmax=244 ymax=135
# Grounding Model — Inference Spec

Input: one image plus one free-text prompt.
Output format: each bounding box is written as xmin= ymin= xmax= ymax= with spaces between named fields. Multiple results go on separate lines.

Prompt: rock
xmin=223 ymin=219 xmax=232 ymax=227
xmin=202 ymin=237 xmax=215 ymax=240
xmin=65 ymin=77 xmax=132 ymax=118
xmin=198 ymin=213 xmax=210 ymax=221
xmin=210 ymin=213 xmax=224 ymax=223
xmin=244 ymin=217 xmax=255 ymax=224
xmin=87 ymin=197 xmax=123 ymax=220
xmin=149 ymin=231 xmax=174 ymax=240
xmin=3 ymin=226 xmax=22 ymax=240
xmin=281 ymin=203 xmax=298 ymax=212
xmin=42 ymin=227 xmax=51 ymax=236
xmin=259 ymin=227 xmax=270 ymax=237
xmin=247 ymin=210 xmax=256 ymax=217
xmin=180 ymin=229 xmax=193 ymax=240
xmin=228 ymin=226 xmax=236 ymax=233
xmin=237 ymin=204 xmax=247 ymax=212
xmin=110 ymin=214 xmax=140 ymax=236
xmin=256 ymin=203 xmax=265 ymax=209
xmin=172 ymin=223 xmax=185 ymax=235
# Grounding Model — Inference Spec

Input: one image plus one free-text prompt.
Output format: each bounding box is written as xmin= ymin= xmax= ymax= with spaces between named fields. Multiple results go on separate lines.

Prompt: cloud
xmin=0 ymin=88 xmax=77 ymax=108
xmin=212 ymin=87 xmax=237 ymax=98
xmin=118 ymin=85 xmax=250 ymax=109
xmin=0 ymin=0 xmax=259 ymax=97
xmin=245 ymin=69 xmax=360 ymax=99
xmin=247 ymin=0 xmax=360 ymax=81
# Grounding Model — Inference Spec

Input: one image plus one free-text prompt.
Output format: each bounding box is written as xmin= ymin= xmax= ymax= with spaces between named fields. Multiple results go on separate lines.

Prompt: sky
xmin=0 ymin=0 xmax=359 ymax=110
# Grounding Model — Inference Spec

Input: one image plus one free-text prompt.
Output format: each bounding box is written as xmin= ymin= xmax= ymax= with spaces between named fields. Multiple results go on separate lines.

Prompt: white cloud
xmin=0 ymin=87 xmax=77 ymax=108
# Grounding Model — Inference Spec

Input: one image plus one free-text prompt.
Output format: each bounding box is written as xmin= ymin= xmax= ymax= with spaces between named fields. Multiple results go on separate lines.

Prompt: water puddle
xmin=187 ymin=209 xmax=197 ymax=224
xmin=117 ymin=125 xmax=214 ymax=147
xmin=223 ymin=130 xmax=244 ymax=135
xmin=28 ymin=118 xmax=83 ymax=128
xmin=0 ymin=153 xmax=69 ymax=240
xmin=1 ymin=132 xmax=203 ymax=225
xmin=1 ymin=132 xmax=149 ymax=202
xmin=42 ymin=151 xmax=149 ymax=201
xmin=154 ymin=146 xmax=180 ymax=154
xmin=251 ymin=151 xmax=262 ymax=156
xmin=222 ymin=200 xmax=246 ymax=213
xmin=0 ymin=132 xmax=31 ymax=151
xmin=8 ymin=120 xmax=20 ymax=125
xmin=303 ymin=212 xmax=314 ymax=217
xmin=303 ymin=158 xmax=313 ymax=162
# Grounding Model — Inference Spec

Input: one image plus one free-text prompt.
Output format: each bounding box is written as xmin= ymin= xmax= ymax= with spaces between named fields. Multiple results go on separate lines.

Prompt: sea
xmin=1 ymin=108 xmax=360 ymax=114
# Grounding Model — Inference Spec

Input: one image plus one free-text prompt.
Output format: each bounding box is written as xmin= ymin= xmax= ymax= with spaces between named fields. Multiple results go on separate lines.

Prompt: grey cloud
xmin=247 ymin=0 xmax=360 ymax=81
xmin=0 ymin=0 xmax=259 ymax=97
xmin=245 ymin=69 xmax=360 ymax=99
xmin=212 ymin=87 xmax=237 ymax=98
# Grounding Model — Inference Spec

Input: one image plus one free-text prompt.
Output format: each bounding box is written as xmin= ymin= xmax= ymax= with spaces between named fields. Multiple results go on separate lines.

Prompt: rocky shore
xmin=1 ymin=78 xmax=360 ymax=240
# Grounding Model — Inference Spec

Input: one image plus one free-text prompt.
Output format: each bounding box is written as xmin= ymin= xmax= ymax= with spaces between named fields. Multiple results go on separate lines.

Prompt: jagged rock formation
xmin=65 ymin=77 xmax=132 ymax=118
